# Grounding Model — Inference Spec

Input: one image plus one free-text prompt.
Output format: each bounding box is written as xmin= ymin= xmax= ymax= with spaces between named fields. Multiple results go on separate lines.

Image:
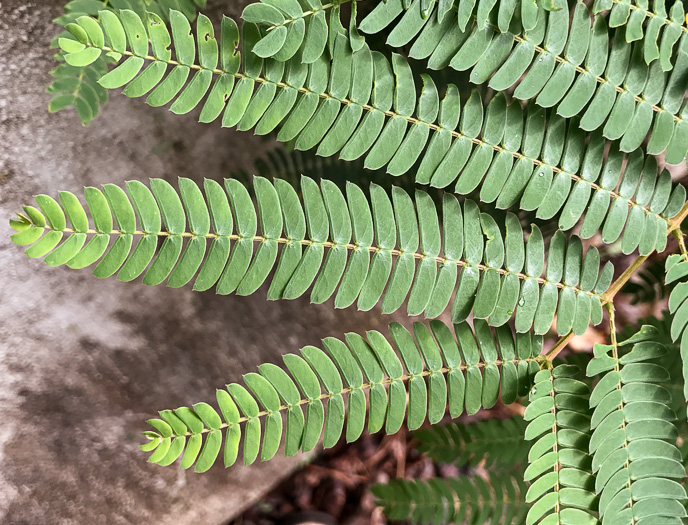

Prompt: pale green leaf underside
xmin=141 ymin=320 xmax=542 ymax=471
xmin=58 ymin=9 xmax=686 ymax=249
xmin=11 ymin=175 xmax=612 ymax=335
xmin=524 ymin=365 xmax=598 ymax=525
xmin=586 ymin=325 xmax=687 ymax=524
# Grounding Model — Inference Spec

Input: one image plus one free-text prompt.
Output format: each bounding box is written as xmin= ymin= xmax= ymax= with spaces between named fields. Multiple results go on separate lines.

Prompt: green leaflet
xmin=12 ymin=176 xmax=611 ymax=335
xmin=57 ymin=9 xmax=687 ymax=243
xmin=48 ymin=0 xmax=202 ymax=125
xmin=373 ymin=472 xmax=529 ymax=524
xmin=141 ymin=320 xmax=541 ymax=470
xmin=524 ymin=365 xmax=598 ymax=524
xmin=587 ymin=325 xmax=687 ymax=523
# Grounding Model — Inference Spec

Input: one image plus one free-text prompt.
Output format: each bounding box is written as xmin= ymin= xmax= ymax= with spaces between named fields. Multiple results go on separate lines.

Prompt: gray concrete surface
xmin=0 ymin=2 xmax=386 ymax=523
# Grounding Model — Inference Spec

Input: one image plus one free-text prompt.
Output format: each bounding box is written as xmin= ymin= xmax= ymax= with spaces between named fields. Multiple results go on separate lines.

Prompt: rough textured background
xmin=0 ymin=2 xmax=386 ymax=523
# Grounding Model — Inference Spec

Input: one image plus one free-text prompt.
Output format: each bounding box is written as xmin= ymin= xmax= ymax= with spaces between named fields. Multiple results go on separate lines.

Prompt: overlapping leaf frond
xmin=414 ymin=414 xmax=529 ymax=468
xmin=49 ymin=0 xmax=204 ymax=124
xmin=666 ymin=253 xmax=688 ymax=418
xmin=586 ymin=325 xmax=688 ymax=524
xmin=372 ymin=472 xmax=529 ymax=524
xmin=248 ymin=0 xmax=688 ymax=164
xmin=592 ymin=0 xmax=688 ymax=68
xmin=360 ymin=0 xmax=688 ymax=164
xmin=56 ymin=9 xmax=688 ymax=251
xmin=524 ymin=364 xmax=598 ymax=524
xmin=141 ymin=320 xmax=542 ymax=471
xmin=10 ymin=176 xmax=614 ymax=334
xmin=252 ymin=0 xmax=688 ymax=78
xmin=360 ymin=0 xmax=688 ymax=74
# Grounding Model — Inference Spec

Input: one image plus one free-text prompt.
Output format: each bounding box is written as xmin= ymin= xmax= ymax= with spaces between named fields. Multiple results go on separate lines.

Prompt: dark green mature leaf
xmin=414 ymin=414 xmax=530 ymax=468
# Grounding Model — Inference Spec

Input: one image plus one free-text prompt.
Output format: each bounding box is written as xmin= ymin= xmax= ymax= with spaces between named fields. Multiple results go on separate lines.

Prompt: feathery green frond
xmin=414 ymin=415 xmax=529 ymax=468
xmin=254 ymin=0 xmax=688 ymax=78
xmin=251 ymin=0 xmax=688 ymax=160
xmin=49 ymin=0 xmax=204 ymax=124
xmin=524 ymin=364 xmax=598 ymax=525
xmin=242 ymin=0 xmax=557 ymax=65
xmin=141 ymin=320 xmax=542 ymax=471
xmin=587 ymin=325 xmax=688 ymax=524
xmin=666 ymin=253 xmax=688 ymax=419
xmin=593 ymin=0 xmax=688 ymax=68
xmin=360 ymin=0 xmax=688 ymax=164
xmin=373 ymin=472 xmax=529 ymax=524
xmin=10 ymin=175 xmax=613 ymax=334
xmin=56 ymin=9 xmax=688 ymax=249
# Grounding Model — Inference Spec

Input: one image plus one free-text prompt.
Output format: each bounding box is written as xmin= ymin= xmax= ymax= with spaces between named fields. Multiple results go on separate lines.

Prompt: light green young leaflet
xmin=140 ymin=320 xmax=544 ymax=471
xmin=10 ymin=175 xmax=613 ymax=334
xmin=58 ymin=9 xmax=687 ymax=255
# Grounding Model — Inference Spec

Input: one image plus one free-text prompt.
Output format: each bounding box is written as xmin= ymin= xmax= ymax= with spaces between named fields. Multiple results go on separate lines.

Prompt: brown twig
xmin=545 ymin=199 xmax=688 ymax=361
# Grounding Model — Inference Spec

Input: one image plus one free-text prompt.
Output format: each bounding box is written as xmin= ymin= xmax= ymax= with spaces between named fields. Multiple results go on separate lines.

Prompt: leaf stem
xmin=545 ymin=198 xmax=688 ymax=361
xmin=29 ymin=223 xmax=604 ymax=301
